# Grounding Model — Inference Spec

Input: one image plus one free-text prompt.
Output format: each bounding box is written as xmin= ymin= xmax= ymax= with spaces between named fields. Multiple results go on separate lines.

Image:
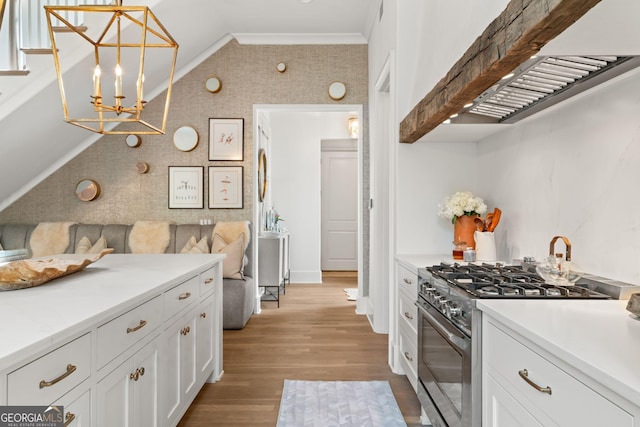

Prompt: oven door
xmin=416 ymin=298 xmax=472 ymax=427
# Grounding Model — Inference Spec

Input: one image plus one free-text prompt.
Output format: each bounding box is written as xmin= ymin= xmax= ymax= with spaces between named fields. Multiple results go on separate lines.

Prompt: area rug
xmin=344 ymin=288 xmax=358 ymax=301
xmin=277 ymin=380 xmax=407 ymax=427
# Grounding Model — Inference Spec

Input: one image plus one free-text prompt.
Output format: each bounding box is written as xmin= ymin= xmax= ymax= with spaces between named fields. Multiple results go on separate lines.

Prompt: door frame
xmin=252 ymin=104 xmax=365 ymax=315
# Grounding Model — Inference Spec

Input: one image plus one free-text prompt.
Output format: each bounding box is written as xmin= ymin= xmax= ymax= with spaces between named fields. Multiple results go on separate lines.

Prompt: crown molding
xmin=233 ymin=33 xmax=367 ymax=45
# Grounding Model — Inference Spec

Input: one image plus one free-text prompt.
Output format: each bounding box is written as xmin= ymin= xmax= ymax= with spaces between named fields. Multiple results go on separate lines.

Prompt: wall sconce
xmin=348 ymin=117 xmax=359 ymax=138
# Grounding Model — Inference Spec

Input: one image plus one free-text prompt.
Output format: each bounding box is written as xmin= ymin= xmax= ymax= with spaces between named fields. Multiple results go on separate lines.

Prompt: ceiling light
xmin=450 ymin=113 xmax=458 ymax=119
xmin=501 ymin=72 xmax=515 ymax=80
xmin=464 ymin=103 xmax=473 ymax=108
xmin=45 ymin=0 xmax=178 ymax=135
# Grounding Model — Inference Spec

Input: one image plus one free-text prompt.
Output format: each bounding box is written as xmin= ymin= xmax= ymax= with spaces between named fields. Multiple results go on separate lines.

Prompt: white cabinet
xmin=395 ymin=261 xmax=418 ymax=392
xmin=483 ymin=316 xmax=635 ymax=427
xmin=0 ymin=255 xmax=224 ymax=427
xmin=96 ymin=337 xmax=159 ymax=427
xmin=160 ymin=292 xmax=216 ymax=426
xmin=258 ymin=233 xmax=289 ymax=305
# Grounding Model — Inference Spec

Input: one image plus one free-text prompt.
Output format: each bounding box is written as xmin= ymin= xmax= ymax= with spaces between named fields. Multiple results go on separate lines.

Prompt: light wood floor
xmin=178 ymin=274 xmax=423 ymax=426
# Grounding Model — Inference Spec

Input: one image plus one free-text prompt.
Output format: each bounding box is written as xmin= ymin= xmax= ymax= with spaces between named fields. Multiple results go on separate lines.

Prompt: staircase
xmin=0 ymin=0 xmax=108 ymax=75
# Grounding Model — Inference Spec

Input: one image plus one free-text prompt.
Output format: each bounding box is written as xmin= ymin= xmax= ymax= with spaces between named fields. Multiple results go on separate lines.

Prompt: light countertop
xmin=478 ymin=299 xmax=640 ymax=406
xmin=395 ymin=254 xmax=453 ymax=273
xmin=0 ymin=254 xmax=223 ymax=370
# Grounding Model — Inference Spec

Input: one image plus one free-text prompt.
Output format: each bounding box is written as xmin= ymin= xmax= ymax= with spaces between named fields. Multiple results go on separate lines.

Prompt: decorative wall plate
xmin=173 ymin=126 xmax=199 ymax=152
xmin=328 ymin=81 xmax=346 ymax=100
xmin=125 ymin=134 xmax=141 ymax=148
xmin=76 ymin=179 xmax=100 ymax=202
xmin=205 ymin=76 xmax=222 ymax=93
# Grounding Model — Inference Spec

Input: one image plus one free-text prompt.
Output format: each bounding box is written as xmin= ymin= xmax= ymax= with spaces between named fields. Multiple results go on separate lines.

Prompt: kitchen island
xmin=0 ymin=253 xmax=225 ymax=426
xmin=479 ymin=299 xmax=640 ymax=426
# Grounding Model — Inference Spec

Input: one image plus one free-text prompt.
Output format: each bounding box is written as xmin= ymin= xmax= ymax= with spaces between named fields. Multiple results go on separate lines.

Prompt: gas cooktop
xmin=426 ymin=263 xmax=611 ymax=299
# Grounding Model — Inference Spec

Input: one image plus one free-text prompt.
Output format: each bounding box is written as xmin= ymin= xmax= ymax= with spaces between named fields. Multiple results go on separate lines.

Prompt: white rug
xmin=344 ymin=288 xmax=358 ymax=301
xmin=277 ymin=380 xmax=407 ymax=427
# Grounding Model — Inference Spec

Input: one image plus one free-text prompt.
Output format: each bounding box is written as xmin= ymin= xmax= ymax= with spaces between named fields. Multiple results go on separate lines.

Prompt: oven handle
xmin=415 ymin=300 xmax=469 ymax=351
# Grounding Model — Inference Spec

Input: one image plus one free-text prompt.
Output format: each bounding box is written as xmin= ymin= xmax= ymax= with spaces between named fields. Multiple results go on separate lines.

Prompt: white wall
xmin=477 ymin=67 xmax=640 ymax=284
xmin=269 ymin=111 xmax=353 ymax=283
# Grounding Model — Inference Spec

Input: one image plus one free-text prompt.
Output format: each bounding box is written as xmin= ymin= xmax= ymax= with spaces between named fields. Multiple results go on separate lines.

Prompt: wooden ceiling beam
xmin=399 ymin=0 xmax=602 ymax=144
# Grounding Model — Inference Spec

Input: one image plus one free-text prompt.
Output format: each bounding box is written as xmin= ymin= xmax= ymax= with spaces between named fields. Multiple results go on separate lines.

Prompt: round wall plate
xmin=125 ymin=134 xmax=141 ymax=148
xmin=136 ymin=162 xmax=149 ymax=174
xmin=76 ymin=179 xmax=100 ymax=202
xmin=276 ymin=62 xmax=287 ymax=73
xmin=205 ymin=76 xmax=222 ymax=93
xmin=328 ymin=81 xmax=346 ymax=100
xmin=173 ymin=126 xmax=199 ymax=152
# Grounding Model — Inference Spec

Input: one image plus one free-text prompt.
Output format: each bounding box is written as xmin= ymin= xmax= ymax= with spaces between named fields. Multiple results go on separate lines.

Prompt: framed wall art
xmin=168 ymin=166 xmax=204 ymax=209
xmin=209 ymin=118 xmax=244 ymax=161
xmin=209 ymin=166 xmax=243 ymax=209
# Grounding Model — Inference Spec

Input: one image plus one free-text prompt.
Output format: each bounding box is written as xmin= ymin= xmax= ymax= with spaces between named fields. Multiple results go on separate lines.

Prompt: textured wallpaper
xmin=0 ymin=40 xmax=369 ymax=226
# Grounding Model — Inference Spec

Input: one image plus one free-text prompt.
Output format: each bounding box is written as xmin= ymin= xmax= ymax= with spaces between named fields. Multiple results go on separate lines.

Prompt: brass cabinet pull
xmin=519 ymin=369 xmax=552 ymax=395
xmin=64 ymin=412 xmax=76 ymax=427
xmin=130 ymin=367 xmax=146 ymax=381
xmin=126 ymin=320 xmax=147 ymax=333
xmin=39 ymin=364 xmax=77 ymax=389
xmin=404 ymin=311 xmax=414 ymax=320
xmin=178 ymin=292 xmax=192 ymax=300
xmin=200 ymin=312 xmax=207 ymax=318
xmin=204 ymin=278 xmax=213 ymax=284
xmin=403 ymin=278 xmax=413 ymax=285
xmin=180 ymin=326 xmax=191 ymax=336
xmin=404 ymin=352 xmax=413 ymax=362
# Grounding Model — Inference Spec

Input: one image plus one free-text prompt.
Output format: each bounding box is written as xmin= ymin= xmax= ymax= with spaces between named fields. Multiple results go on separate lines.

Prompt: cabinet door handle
xmin=181 ymin=326 xmax=191 ymax=336
xmin=518 ymin=369 xmax=552 ymax=395
xmin=404 ymin=311 xmax=414 ymax=320
xmin=126 ymin=320 xmax=147 ymax=333
xmin=129 ymin=367 xmax=145 ymax=381
xmin=179 ymin=292 xmax=192 ymax=300
xmin=403 ymin=278 xmax=413 ymax=285
xmin=404 ymin=352 xmax=413 ymax=362
xmin=64 ymin=412 xmax=76 ymax=427
xmin=204 ymin=278 xmax=213 ymax=284
xmin=200 ymin=312 xmax=207 ymax=318
xmin=39 ymin=364 xmax=77 ymax=389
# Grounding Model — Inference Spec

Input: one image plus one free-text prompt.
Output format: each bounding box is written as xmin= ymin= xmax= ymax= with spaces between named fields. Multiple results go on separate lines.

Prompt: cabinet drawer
xmin=398 ymin=320 xmax=418 ymax=392
xmin=397 ymin=264 xmax=417 ymax=299
xmin=484 ymin=321 xmax=633 ymax=427
xmin=165 ymin=276 xmax=199 ymax=320
xmin=398 ymin=288 xmax=417 ymax=333
xmin=97 ymin=295 xmax=162 ymax=369
xmin=199 ymin=266 xmax=216 ymax=296
xmin=58 ymin=388 xmax=91 ymax=427
xmin=8 ymin=334 xmax=91 ymax=405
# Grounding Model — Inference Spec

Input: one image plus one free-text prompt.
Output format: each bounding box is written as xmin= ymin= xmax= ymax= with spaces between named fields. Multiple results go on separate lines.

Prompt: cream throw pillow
xmin=180 ymin=236 xmax=209 ymax=254
xmin=212 ymin=233 xmax=245 ymax=279
xmin=75 ymin=236 xmax=108 ymax=254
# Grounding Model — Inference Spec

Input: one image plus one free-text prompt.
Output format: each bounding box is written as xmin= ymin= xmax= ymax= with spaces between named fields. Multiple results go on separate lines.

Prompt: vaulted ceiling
xmin=0 ymin=0 xmax=377 ymax=210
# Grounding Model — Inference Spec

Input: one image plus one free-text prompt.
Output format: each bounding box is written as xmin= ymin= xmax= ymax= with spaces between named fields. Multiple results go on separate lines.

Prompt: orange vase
xmin=453 ymin=215 xmax=479 ymax=250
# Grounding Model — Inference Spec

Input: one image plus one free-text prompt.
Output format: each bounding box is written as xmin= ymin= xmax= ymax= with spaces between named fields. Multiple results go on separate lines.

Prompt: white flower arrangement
xmin=438 ymin=191 xmax=488 ymax=224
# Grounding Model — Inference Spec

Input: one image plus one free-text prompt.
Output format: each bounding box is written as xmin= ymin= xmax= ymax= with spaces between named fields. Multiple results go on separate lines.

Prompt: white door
xmin=321 ymin=150 xmax=358 ymax=270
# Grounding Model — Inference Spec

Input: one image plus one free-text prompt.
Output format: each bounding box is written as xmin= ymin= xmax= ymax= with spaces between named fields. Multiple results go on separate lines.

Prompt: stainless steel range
xmin=415 ymin=263 xmax=611 ymax=427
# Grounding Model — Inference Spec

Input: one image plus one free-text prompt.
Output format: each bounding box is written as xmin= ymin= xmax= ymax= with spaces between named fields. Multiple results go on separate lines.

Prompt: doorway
xmin=253 ymin=104 xmax=365 ymax=314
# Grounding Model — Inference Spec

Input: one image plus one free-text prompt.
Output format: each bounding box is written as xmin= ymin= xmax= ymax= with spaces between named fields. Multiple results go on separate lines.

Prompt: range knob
xmin=447 ymin=303 xmax=462 ymax=318
xmin=435 ymin=295 xmax=448 ymax=309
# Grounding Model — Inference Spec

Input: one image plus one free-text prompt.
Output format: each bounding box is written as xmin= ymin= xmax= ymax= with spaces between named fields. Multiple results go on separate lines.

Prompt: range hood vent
xmin=455 ymin=55 xmax=640 ymax=124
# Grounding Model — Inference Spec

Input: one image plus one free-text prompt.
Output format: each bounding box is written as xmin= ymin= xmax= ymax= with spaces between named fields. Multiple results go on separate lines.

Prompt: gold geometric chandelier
xmin=45 ymin=0 xmax=178 ymax=135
